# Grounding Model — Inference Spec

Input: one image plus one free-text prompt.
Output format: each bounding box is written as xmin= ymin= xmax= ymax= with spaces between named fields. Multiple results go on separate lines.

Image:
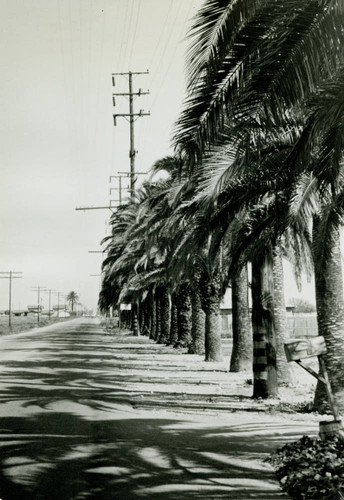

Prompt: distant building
xmin=12 ymin=310 xmax=28 ymax=317
xmin=27 ymin=305 xmax=43 ymax=313
xmin=52 ymin=305 xmax=65 ymax=311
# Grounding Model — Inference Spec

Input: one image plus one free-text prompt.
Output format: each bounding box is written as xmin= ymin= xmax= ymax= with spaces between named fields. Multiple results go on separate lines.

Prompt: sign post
xmin=284 ymin=337 xmax=344 ymax=439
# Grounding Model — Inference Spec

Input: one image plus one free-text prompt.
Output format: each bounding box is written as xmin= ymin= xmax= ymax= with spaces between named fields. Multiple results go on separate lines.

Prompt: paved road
xmin=0 ymin=318 xmax=317 ymax=499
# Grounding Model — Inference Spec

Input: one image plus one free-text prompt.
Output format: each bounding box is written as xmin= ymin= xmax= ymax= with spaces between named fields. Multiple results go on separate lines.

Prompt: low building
xmin=12 ymin=310 xmax=28 ymax=317
xmin=27 ymin=305 xmax=43 ymax=313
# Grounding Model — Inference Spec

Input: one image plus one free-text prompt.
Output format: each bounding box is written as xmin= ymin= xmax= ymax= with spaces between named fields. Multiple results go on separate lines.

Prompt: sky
xmin=0 ymin=0 xmax=316 ymax=312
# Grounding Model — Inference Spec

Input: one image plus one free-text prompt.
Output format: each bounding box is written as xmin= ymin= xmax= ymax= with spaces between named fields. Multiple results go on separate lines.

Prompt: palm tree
xmin=289 ymin=73 xmax=344 ymax=411
xmin=198 ymin=137 xmax=312 ymax=395
xmin=173 ymin=0 xmax=344 ymax=397
xmin=66 ymin=291 xmax=79 ymax=314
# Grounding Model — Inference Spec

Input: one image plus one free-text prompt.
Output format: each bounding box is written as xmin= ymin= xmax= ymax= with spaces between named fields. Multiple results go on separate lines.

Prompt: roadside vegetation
xmin=99 ymin=1 xmax=344 ymax=497
xmin=269 ymin=436 xmax=344 ymax=499
xmin=0 ymin=316 xmax=69 ymax=336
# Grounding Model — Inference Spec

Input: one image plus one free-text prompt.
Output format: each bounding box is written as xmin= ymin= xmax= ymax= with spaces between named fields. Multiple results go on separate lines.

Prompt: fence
xmin=220 ymin=312 xmax=318 ymax=338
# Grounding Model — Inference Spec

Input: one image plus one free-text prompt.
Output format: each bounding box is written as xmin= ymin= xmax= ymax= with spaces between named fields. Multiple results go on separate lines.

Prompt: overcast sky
xmin=0 ymin=0 xmax=316 ymax=312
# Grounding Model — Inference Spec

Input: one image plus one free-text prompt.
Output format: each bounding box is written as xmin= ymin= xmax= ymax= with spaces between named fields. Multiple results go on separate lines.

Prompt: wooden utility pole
xmin=0 ymin=271 xmax=23 ymax=328
xmin=44 ymin=289 xmax=55 ymax=320
xmin=52 ymin=291 xmax=65 ymax=319
xmin=112 ymin=70 xmax=150 ymax=201
xmin=32 ymin=286 xmax=47 ymax=324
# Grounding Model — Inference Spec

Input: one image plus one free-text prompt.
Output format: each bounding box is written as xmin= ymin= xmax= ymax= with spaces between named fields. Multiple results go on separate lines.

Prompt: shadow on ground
xmin=0 ymin=320 xmax=299 ymax=499
xmin=0 ymin=411 xmax=297 ymax=499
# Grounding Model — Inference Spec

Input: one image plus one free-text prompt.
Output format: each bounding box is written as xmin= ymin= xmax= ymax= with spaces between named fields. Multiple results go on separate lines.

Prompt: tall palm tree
xmin=289 ymin=73 xmax=344 ymax=411
xmin=66 ymin=291 xmax=79 ymax=313
xmin=173 ymin=0 xmax=344 ymax=397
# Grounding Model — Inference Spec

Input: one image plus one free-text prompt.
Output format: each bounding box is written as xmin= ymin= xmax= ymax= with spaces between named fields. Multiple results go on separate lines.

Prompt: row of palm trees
xmin=99 ymin=0 xmax=344 ymax=411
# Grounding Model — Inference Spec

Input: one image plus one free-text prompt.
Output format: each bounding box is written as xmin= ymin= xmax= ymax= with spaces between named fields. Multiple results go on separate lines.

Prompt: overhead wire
xmin=136 ymin=0 xmax=181 ymax=174
xmin=128 ymin=0 xmax=142 ymax=69
xmin=111 ymin=0 xmax=130 ymax=179
xmin=118 ymin=0 xmax=134 ymax=72
xmin=138 ymin=0 xmax=192 ymax=174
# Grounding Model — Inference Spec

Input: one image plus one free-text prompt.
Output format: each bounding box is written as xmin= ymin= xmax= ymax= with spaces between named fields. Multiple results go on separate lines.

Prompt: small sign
xmin=284 ymin=336 xmax=327 ymax=362
xmin=120 ymin=303 xmax=131 ymax=310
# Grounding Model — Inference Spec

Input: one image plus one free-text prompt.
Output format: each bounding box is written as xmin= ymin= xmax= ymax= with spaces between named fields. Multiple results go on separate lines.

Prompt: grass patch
xmin=0 ymin=316 xmax=68 ymax=336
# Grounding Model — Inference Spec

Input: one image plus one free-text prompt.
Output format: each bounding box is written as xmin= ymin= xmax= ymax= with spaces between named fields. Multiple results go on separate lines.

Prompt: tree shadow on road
xmin=0 ymin=407 xmax=300 ymax=500
xmin=0 ymin=325 xmax=298 ymax=499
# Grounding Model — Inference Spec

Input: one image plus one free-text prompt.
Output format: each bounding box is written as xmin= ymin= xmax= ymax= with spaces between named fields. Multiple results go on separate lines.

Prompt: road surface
xmin=0 ymin=318 xmax=317 ymax=499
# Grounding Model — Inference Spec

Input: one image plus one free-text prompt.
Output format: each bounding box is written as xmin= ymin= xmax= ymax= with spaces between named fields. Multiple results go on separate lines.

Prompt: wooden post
xmin=284 ymin=337 xmax=344 ymax=440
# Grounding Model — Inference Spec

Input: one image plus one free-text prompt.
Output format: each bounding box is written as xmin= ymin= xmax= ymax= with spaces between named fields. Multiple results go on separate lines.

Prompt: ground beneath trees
xmin=0 ymin=318 xmax=324 ymax=499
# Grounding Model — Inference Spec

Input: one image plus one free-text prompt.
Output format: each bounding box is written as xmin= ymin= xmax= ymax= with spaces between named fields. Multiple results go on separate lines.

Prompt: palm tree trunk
xmin=189 ymin=276 xmax=205 ymax=354
xmin=313 ymin=220 xmax=344 ymax=413
xmin=200 ymin=271 xmax=223 ymax=362
xmin=169 ymin=293 xmax=178 ymax=345
xmin=141 ymin=296 xmax=151 ymax=336
xmin=230 ymin=264 xmax=252 ymax=372
xmin=150 ymin=294 xmax=156 ymax=340
xmin=138 ymin=299 xmax=144 ymax=333
xmin=175 ymin=283 xmax=192 ymax=348
xmin=252 ymin=249 xmax=278 ymax=399
xmin=132 ymin=303 xmax=139 ymax=336
xmin=158 ymin=285 xmax=171 ymax=344
xmin=205 ymin=299 xmax=222 ymax=361
xmin=155 ymin=290 xmax=162 ymax=342
xmin=273 ymin=245 xmax=293 ymax=385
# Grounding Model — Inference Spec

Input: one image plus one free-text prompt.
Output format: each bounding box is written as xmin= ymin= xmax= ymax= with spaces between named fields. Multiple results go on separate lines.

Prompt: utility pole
xmin=112 ymin=71 xmax=150 ymax=201
xmin=0 ymin=271 xmax=23 ymax=328
xmin=53 ymin=291 xmax=65 ymax=319
xmin=32 ymin=286 xmax=47 ymax=324
xmin=44 ymin=289 xmax=55 ymax=320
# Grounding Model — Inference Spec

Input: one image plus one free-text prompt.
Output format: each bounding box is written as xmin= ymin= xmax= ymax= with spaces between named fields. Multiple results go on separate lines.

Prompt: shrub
xmin=269 ymin=435 xmax=344 ymax=499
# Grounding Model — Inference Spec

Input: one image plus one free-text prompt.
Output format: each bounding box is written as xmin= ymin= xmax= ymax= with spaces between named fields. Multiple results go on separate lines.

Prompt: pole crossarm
xmin=112 ymin=71 xmax=149 ymax=75
xmin=112 ymin=70 xmax=149 ymax=86
xmin=0 ymin=276 xmax=22 ymax=279
xmin=113 ymin=112 xmax=150 ymax=117
xmin=0 ymin=272 xmax=22 ymax=277
xmin=117 ymin=171 xmax=147 ymax=175
xmin=113 ymin=111 xmax=150 ymax=126
xmin=75 ymin=206 xmax=116 ymax=211
xmin=113 ymin=91 xmax=149 ymax=97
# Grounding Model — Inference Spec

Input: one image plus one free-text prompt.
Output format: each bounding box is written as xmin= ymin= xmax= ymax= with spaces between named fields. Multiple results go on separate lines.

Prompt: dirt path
xmin=0 ymin=318 xmax=320 ymax=499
